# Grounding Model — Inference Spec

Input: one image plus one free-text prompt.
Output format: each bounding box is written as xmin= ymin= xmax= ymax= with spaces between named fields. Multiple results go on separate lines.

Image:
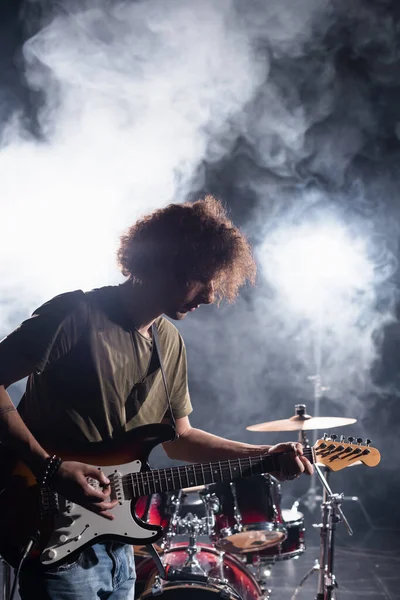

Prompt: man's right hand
xmin=51 ymin=461 xmax=119 ymax=520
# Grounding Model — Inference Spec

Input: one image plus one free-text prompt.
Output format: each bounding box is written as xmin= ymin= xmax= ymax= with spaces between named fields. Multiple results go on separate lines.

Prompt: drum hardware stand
xmin=200 ymin=490 xmax=219 ymax=539
xmin=251 ymin=554 xmax=272 ymax=600
xmin=1 ymin=559 xmax=12 ymax=600
xmin=178 ymin=514 xmax=207 ymax=574
xmin=163 ymin=490 xmax=182 ymax=550
xmin=292 ymin=404 xmax=360 ymax=515
xmin=296 ymin=399 xmax=324 ymax=514
xmin=290 ymin=463 xmax=353 ymax=600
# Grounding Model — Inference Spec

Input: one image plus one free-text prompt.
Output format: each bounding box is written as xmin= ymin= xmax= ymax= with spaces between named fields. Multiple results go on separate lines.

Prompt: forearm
xmin=164 ymin=426 xmax=271 ymax=462
xmin=0 ymin=385 xmax=49 ymax=476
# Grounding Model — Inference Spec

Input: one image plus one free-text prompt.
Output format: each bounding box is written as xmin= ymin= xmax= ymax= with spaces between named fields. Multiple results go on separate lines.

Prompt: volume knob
xmin=45 ymin=548 xmax=58 ymax=561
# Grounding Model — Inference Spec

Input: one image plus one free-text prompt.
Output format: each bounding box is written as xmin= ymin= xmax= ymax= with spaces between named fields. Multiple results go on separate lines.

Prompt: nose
xmin=201 ymin=281 xmax=215 ymax=305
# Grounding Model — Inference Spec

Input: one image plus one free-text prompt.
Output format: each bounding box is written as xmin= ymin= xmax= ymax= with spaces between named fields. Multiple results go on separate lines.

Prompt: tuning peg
xmin=365 ymin=438 xmax=371 ymax=446
xmin=347 ymin=436 xmax=354 ymax=443
xmin=340 ymin=435 xmax=345 ymax=443
xmin=323 ymin=433 xmax=329 ymax=440
xmin=357 ymin=437 xmax=363 ymax=445
xmin=331 ymin=434 xmax=337 ymax=441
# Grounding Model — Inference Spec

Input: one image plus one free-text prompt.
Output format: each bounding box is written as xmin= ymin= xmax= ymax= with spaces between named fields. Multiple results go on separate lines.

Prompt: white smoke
xmin=1 ymin=0 xmax=266 ymax=329
xmin=1 ymin=0 xmax=398 ymax=434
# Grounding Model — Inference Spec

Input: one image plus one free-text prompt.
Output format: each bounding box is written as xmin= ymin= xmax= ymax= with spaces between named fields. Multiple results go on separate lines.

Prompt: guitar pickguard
xmin=41 ymin=459 xmax=160 ymax=567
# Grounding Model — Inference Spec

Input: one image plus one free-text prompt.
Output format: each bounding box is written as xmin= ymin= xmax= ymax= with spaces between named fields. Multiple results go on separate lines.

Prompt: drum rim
xmin=214 ymin=522 xmax=287 ymax=554
xmin=140 ymin=580 xmax=238 ymax=598
xmin=259 ymin=542 xmax=306 ymax=563
xmin=163 ymin=542 xmax=261 ymax=570
xmin=163 ymin=543 xmax=222 ymax=559
xmin=218 ymin=521 xmax=287 ymax=540
xmin=140 ymin=580 xmax=258 ymax=599
xmin=284 ymin=517 xmax=304 ymax=529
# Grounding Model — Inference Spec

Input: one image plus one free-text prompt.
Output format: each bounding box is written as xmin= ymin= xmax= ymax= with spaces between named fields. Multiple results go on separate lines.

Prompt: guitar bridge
xmin=40 ymin=485 xmax=59 ymax=517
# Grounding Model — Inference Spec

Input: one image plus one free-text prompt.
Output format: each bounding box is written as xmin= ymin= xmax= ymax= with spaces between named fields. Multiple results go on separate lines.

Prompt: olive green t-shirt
xmin=0 ymin=285 xmax=192 ymax=448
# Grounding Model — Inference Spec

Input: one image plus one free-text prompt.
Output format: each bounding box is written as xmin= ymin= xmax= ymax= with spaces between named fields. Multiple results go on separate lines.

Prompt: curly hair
xmin=117 ymin=195 xmax=256 ymax=303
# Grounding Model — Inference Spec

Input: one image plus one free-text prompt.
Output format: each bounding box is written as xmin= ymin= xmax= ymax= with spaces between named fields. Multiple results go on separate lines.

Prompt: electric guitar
xmin=0 ymin=424 xmax=380 ymax=569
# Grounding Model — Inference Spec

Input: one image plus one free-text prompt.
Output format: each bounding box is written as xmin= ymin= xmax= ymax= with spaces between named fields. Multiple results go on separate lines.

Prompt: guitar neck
xmin=123 ymin=447 xmax=314 ymax=498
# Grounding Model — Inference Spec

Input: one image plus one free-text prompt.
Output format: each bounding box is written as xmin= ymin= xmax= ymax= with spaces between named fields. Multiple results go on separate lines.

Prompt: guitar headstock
xmin=313 ymin=434 xmax=380 ymax=472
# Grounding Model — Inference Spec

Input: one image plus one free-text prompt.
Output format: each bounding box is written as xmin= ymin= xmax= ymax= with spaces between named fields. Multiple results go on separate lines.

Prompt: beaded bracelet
xmin=37 ymin=455 xmax=63 ymax=487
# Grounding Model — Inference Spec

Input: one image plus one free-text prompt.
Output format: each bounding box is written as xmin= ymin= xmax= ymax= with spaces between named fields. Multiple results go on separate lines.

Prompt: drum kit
xmin=134 ymin=404 xmax=362 ymax=600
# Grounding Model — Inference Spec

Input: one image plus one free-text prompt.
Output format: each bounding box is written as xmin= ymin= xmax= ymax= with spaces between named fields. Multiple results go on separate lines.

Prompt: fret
xmin=192 ymin=464 xmax=198 ymax=486
xmin=228 ymin=460 xmax=233 ymax=481
xmin=238 ymin=459 xmax=243 ymax=478
xmin=177 ymin=468 xmax=183 ymax=489
xmin=249 ymin=457 xmax=253 ymax=476
xmin=200 ymin=463 xmax=205 ymax=486
xmin=209 ymin=463 xmax=215 ymax=483
xmin=162 ymin=468 xmax=168 ymax=493
xmin=166 ymin=468 xmax=175 ymax=492
xmin=231 ymin=461 xmax=240 ymax=478
xmin=184 ymin=465 xmax=190 ymax=488
xmin=218 ymin=461 xmax=223 ymax=482
xmin=151 ymin=470 xmax=158 ymax=494
xmin=145 ymin=471 xmax=152 ymax=494
xmin=136 ymin=474 xmax=144 ymax=497
xmin=212 ymin=462 xmax=222 ymax=482
xmin=186 ymin=464 xmax=197 ymax=487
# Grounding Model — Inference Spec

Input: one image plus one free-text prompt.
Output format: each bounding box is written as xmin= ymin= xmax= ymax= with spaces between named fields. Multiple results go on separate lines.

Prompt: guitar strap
xmin=151 ymin=322 xmax=178 ymax=438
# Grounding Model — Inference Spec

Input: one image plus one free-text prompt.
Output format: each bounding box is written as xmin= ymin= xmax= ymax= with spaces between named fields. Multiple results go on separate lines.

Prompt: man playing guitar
xmin=0 ymin=195 xmax=313 ymax=599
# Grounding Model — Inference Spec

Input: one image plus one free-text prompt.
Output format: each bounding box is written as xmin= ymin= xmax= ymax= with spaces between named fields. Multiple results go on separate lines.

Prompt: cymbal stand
xmin=291 ymin=464 xmax=353 ymax=600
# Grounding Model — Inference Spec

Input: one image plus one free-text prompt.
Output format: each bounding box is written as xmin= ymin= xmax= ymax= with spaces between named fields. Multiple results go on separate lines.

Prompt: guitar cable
xmin=9 ymin=531 xmax=40 ymax=600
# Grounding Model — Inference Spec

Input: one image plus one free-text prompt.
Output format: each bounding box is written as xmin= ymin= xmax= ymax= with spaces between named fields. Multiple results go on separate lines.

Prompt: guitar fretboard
xmin=122 ymin=448 xmax=314 ymax=498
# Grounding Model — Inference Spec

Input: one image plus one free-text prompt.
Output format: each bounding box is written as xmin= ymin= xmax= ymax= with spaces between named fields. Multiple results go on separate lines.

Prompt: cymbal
xmin=247 ymin=415 xmax=357 ymax=432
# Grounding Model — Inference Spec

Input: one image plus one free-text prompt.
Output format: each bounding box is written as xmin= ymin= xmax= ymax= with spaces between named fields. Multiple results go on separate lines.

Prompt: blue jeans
xmin=18 ymin=543 xmax=136 ymax=599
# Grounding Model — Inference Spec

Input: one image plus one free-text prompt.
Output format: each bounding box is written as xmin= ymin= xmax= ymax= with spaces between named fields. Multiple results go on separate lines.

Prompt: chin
xmin=165 ymin=310 xmax=187 ymax=321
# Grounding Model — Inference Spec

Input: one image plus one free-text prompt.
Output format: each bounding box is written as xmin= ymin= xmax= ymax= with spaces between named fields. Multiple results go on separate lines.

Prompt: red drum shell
xmin=208 ymin=475 xmax=287 ymax=553
xmin=255 ymin=509 xmax=305 ymax=563
xmin=136 ymin=542 xmax=262 ymax=600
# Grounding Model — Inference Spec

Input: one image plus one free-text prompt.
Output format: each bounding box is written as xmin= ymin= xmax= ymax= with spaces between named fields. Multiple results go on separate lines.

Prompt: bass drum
xmin=136 ymin=542 xmax=262 ymax=600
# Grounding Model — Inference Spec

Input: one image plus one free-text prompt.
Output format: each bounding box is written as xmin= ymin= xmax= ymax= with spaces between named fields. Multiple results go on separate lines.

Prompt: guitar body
xmin=0 ymin=423 xmax=176 ymax=569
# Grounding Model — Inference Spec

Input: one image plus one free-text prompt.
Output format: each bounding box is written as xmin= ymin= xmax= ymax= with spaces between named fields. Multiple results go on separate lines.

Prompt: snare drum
xmin=207 ymin=475 xmax=287 ymax=554
xmin=253 ymin=509 xmax=305 ymax=563
xmin=136 ymin=542 xmax=262 ymax=599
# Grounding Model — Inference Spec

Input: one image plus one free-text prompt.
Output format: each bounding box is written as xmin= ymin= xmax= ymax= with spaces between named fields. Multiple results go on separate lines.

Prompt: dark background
xmin=1 ymin=0 xmax=400 ymax=560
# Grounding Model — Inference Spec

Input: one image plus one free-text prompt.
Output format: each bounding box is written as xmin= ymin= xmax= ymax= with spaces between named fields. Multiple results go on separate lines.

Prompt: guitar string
xmin=122 ymin=448 xmax=314 ymax=483
xmin=122 ymin=450 xmax=315 ymax=495
xmin=122 ymin=448 xmax=314 ymax=481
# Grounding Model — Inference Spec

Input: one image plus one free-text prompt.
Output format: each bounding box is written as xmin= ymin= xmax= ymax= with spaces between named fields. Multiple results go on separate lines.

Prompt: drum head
xmin=281 ymin=508 xmax=304 ymax=525
xmin=215 ymin=523 xmax=286 ymax=553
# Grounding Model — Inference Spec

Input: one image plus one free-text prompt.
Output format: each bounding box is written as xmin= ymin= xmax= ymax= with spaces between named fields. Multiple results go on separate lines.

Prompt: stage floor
xmin=2 ymin=531 xmax=399 ymax=599
xmin=259 ymin=544 xmax=399 ymax=599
